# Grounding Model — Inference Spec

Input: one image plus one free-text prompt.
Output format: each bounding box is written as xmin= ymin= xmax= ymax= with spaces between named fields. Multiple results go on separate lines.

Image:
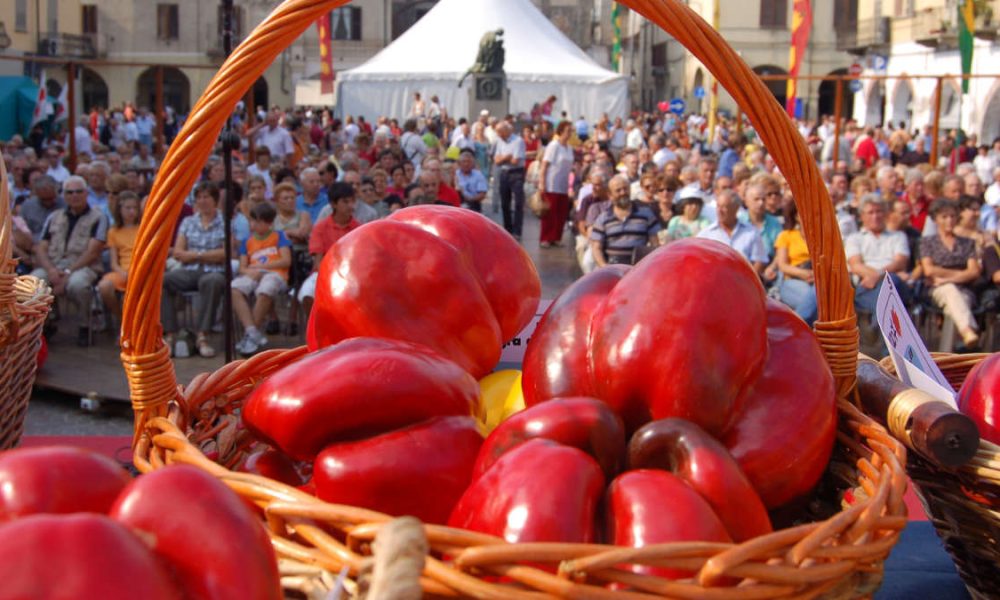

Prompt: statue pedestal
xmin=468 ymin=73 xmax=509 ymax=118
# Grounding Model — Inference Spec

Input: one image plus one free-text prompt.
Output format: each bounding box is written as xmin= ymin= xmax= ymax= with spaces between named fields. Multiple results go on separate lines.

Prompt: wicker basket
xmin=0 ymin=155 xmax=54 ymax=451
xmin=877 ymin=353 xmax=1000 ymax=600
xmin=121 ymin=1 xmax=908 ymax=597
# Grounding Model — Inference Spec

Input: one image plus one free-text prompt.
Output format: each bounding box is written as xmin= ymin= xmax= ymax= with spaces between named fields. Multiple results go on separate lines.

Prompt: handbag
xmin=528 ymin=190 xmax=550 ymax=218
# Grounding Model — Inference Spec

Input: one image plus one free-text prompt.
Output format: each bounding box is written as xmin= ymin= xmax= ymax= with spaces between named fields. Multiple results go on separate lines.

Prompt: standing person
xmin=494 ymin=122 xmax=527 ymax=239
xmin=400 ymin=119 xmax=427 ymax=172
xmin=410 ymin=92 xmax=426 ymax=118
xmin=97 ymin=191 xmax=141 ymax=329
xmin=250 ymin=111 xmax=294 ymax=165
xmin=537 ymin=121 xmax=575 ymax=247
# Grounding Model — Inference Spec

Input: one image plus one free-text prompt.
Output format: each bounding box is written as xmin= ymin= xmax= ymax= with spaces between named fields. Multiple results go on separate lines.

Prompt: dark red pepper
xmin=521 ymin=266 xmax=629 ymax=407
xmin=628 ymin=418 xmax=772 ymax=542
xmin=0 ymin=446 xmax=131 ymax=522
xmin=314 ymin=416 xmax=483 ymax=524
xmin=449 ymin=438 xmax=604 ymax=543
xmin=240 ymin=446 xmax=309 ymax=488
xmin=243 ymin=337 xmax=480 ymax=460
xmin=110 ymin=464 xmax=281 ymax=600
xmin=958 ymin=353 xmax=1000 ymax=445
xmin=721 ymin=300 xmax=837 ymax=508
xmin=607 ymin=469 xmax=731 ymax=579
xmin=473 ymin=396 xmax=626 ymax=480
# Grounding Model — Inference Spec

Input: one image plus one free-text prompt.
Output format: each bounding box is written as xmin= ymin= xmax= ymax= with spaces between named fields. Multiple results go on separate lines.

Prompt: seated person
xmin=232 ymin=203 xmax=292 ymax=356
xmin=161 ymin=182 xmax=227 ymax=358
xmin=846 ymin=197 xmax=911 ymax=317
xmin=97 ymin=191 xmax=141 ymax=329
xmin=920 ymin=199 xmax=982 ymax=348
xmin=589 ymin=175 xmax=660 ymax=267
xmin=775 ymin=202 xmax=818 ymax=326
xmin=298 ymin=183 xmax=361 ymax=317
xmin=30 ymin=175 xmax=108 ymax=346
xmin=665 ymin=193 xmax=709 ymax=242
xmin=696 ymin=190 xmax=767 ymax=274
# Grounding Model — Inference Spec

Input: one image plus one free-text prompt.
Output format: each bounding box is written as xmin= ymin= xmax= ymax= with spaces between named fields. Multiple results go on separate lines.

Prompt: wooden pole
xmin=832 ymin=77 xmax=843 ymax=166
xmin=155 ymin=66 xmax=165 ymax=155
xmin=930 ymin=76 xmax=943 ymax=168
xmin=67 ymin=62 xmax=77 ymax=173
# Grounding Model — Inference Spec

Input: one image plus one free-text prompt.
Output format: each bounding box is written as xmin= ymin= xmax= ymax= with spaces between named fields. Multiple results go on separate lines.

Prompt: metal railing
xmin=36 ymin=32 xmax=108 ymax=59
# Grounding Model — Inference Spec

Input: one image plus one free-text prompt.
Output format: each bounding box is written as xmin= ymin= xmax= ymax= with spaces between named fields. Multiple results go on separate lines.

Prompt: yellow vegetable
xmin=477 ymin=370 xmax=526 ymax=433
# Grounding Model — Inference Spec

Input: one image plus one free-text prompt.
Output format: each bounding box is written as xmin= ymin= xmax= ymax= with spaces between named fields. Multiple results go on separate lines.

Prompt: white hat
xmin=480 ymin=109 xmax=490 ymax=117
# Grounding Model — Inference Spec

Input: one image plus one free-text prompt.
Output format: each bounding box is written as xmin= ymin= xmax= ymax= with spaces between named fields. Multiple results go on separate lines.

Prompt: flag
xmin=785 ymin=0 xmax=813 ymax=117
xmin=53 ymin=80 xmax=69 ymax=123
xmin=958 ymin=0 xmax=974 ymax=93
xmin=611 ymin=2 xmax=622 ymax=72
xmin=30 ymin=71 xmax=53 ymax=127
xmin=317 ymin=14 xmax=335 ymax=94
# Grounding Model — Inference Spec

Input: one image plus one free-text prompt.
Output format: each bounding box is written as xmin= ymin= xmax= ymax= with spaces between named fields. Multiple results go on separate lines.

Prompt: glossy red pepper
xmin=607 ymin=469 xmax=731 ymax=579
xmin=449 ymin=438 xmax=604 ymax=543
xmin=0 ymin=446 xmax=131 ymax=522
xmin=628 ymin=418 xmax=772 ymax=542
xmin=521 ymin=266 xmax=629 ymax=406
xmin=315 ymin=416 xmax=482 ymax=524
xmin=0 ymin=513 xmax=183 ymax=600
xmin=240 ymin=446 xmax=309 ymax=488
xmin=309 ymin=207 xmax=540 ymax=378
xmin=721 ymin=300 xmax=837 ymax=508
xmin=590 ymin=239 xmax=768 ymax=434
xmin=110 ymin=464 xmax=281 ymax=600
xmin=243 ymin=337 xmax=480 ymax=460
xmin=958 ymin=353 xmax=1000 ymax=445
xmin=473 ymin=396 xmax=626 ymax=480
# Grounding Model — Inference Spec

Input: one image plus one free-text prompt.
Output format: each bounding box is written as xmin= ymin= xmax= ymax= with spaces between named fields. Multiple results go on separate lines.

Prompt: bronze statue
xmin=458 ymin=29 xmax=505 ymax=88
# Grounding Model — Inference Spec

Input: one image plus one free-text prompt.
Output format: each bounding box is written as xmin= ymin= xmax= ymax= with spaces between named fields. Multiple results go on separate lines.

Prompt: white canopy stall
xmin=335 ymin=0 xmax=628 ymax=122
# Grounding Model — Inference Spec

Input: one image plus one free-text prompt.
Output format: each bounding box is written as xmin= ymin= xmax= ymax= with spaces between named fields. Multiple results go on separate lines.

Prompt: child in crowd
xmin=232 ymin=202 xmax=292 ymax=355
xmin=97 ymin=191 xmax=141 ymax=330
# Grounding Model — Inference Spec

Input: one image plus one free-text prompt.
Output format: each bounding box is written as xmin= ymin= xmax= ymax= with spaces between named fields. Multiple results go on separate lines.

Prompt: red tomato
xmin=0 ymin=513 xmax=183 ymax=600
xmin=0 ymin=446 xmax=130 ymax=522
xmin=110 ymin=465 xmax=281 ymax=600
xmin=958 ymin=353 xmax=1000 ymax=445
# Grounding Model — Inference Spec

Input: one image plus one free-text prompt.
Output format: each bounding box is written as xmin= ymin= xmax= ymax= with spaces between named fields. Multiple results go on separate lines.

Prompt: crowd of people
xmin=5 ymin=94 xmax=1000 ymax=358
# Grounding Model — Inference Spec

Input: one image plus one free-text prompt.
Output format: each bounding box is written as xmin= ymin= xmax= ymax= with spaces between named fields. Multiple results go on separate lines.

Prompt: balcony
xmin=837 ymin=17 xmax=890 ymax=54
xmin=36 ymin=33 xmax=107 ymax=59
xmin=891 ymin=7 xmax=958 ymax=47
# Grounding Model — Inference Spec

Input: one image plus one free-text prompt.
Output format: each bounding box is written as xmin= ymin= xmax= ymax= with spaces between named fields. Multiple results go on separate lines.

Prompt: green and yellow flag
xmin=611 ymin=2 xmax=622 ymax=72
xmin=958 ymin=0 xmax=975 ymax=93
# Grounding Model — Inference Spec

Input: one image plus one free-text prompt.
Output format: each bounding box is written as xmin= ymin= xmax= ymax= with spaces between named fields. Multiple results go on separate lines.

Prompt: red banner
xmin=317 ymin=14 xmax=335 ymax=94
xmin=785 ymin=0 xmax=813 ymax=117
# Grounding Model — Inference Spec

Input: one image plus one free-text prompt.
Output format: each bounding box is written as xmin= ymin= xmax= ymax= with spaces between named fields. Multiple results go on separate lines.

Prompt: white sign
xmin=499 ymin=299 xmax=553 ymax=364
xmin=875 ymin=274 xmax=957 ymax=407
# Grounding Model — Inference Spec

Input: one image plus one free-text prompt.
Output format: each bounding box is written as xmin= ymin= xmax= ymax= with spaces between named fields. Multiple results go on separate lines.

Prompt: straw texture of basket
xmin=0 ymin=153 xmax=54 ymax=450
xmin=121 ymin=1 xmax=909 ymax=598
xmin=878 ymin=353 xmax=1000 ymax=600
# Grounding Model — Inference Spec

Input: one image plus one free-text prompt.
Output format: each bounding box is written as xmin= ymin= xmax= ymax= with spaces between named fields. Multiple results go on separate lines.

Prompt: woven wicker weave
xmin=121 ymin=1 xmax=908 ymax=597
xmin=878 ymin=353 xmax=1000 ymax=600
xmin=0 ymin=155 xmax=54 ymax=450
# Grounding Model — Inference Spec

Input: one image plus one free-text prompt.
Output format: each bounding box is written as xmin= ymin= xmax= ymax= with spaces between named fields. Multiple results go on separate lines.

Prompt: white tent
xmin=335 ymin=0 xmax=628 ymax=122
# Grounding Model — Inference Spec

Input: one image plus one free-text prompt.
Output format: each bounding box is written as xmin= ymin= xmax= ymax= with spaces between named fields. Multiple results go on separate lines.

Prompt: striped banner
xmin=317 ymin=14 xmax=335 ymax=94
xmin=785 ymin=0 xmax=813 ymax=117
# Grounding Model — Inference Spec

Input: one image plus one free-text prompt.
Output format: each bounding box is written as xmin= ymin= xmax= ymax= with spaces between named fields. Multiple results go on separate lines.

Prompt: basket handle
xmin=0 ymin=155 xmax=20 ymax=345
xmin=122 ymin=0 xmax=859 ymax=429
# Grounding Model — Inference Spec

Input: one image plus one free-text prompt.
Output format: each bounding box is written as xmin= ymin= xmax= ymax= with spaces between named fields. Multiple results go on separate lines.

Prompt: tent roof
xmin=340 ymin=0 xmax=623 ymax=84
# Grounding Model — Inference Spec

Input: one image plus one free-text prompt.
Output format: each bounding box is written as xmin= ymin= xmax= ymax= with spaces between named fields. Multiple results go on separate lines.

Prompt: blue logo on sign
xmin=669 ymin=98 xmax=686 ymax=115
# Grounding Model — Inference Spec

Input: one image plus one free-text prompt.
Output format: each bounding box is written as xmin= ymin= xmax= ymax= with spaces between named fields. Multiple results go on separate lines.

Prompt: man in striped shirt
xmin=590 ymin=175 xmax=660 ymax=267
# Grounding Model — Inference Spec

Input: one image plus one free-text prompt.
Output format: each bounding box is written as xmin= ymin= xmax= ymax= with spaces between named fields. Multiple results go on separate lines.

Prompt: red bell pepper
xmin=590 ymin=239 xmax=769 ymax=434
xmin=0 ymin=446 xmax=131 ymax=522
xmin=607 ymin=469 xmax=731 ymax=579
xmin=473 ymin=396 xmax=626 ymax=480
xmin=315 ymin=416 xmax=482 ymax=524
xmin=243 ymin=337 xmax=480 ymax=460
xmin=628 ymin=418 xmax=772 ymax=542
xmin=958 ymin=353 xmax=1000 ymax=445
xmin=721 ymin=300 xmax=837 ymax=508
xmin=309 ymin=207 xmax=540 ymax=378
xmin=521 ymin=265 xmax=630 ymax=406
xmin=240 ymin=446 xmax=309 ymax=488
xmin=110 ymin=464 xmax=281 ymax=600
xmin=0 ymin=513 xmax=183 ymax=600
xmin=449 ymin=438 xmax=604 ymax=544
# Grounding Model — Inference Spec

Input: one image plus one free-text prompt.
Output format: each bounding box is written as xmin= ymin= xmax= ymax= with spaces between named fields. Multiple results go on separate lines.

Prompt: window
xmin=833 ymin=0 xmax=857 ymax=31
xmin=759 ymin=0 xmax=787 ymax=29
xmin=47 ymin=0 xmax=57 ymax=33
xmin=82 ymin=5 xmax=98 ymax=35
xmin=217 ymin=4 xmax=245 ymax=40
xmin=157 ymin=4 xmax=179 ymax=40
xmin=15 ymin=0 xmax=28 ymax=32
xmin=330 ymin=7 xmax=362 ymax=41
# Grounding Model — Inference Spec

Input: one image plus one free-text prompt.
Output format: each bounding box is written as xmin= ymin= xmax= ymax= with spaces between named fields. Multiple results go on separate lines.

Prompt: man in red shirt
xmin=420 ymin=157 xmax=461 ymax=206
xmin=853 ymin=127 xmax=879 ymax=169
xmin=298 ymin=182 xmax=360 ymax=317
